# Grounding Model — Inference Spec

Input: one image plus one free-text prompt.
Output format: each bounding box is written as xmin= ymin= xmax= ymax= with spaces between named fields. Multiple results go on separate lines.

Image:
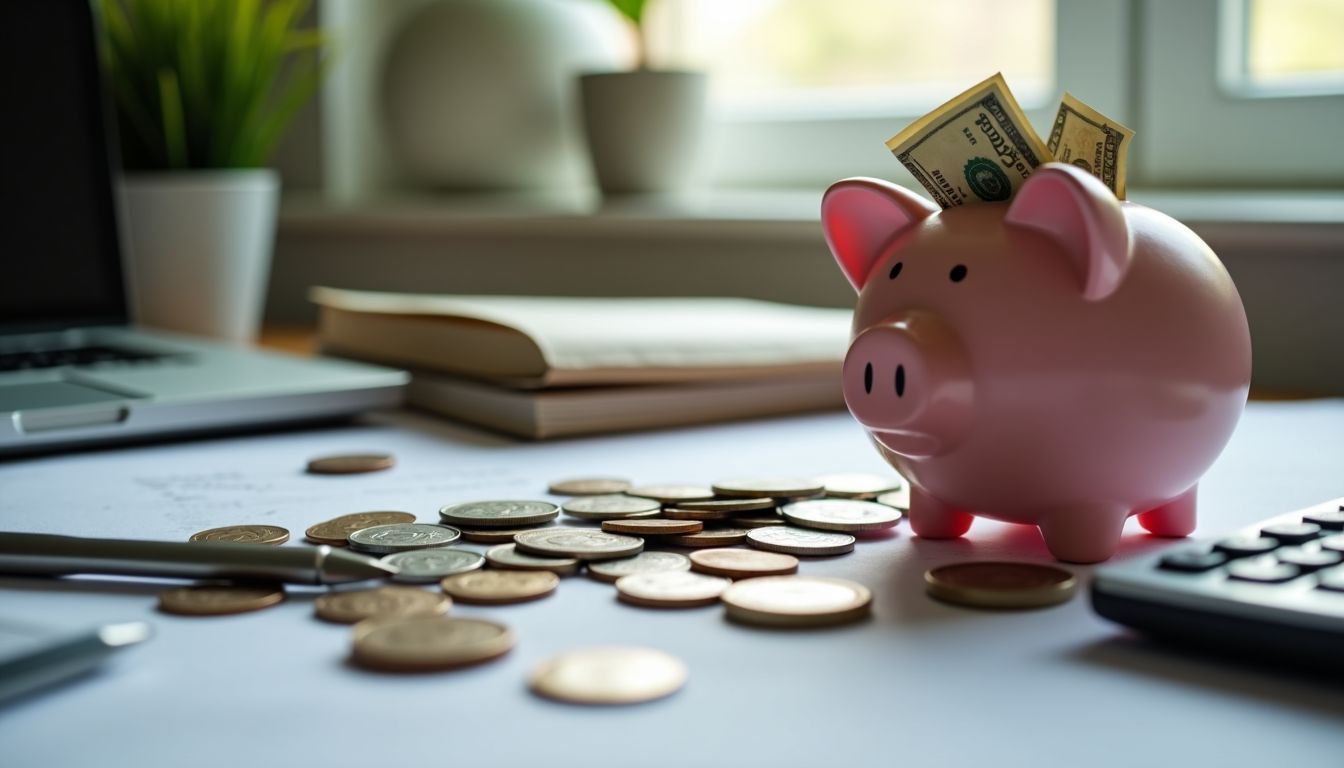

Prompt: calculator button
xmin=1275 ymin=547 xmax=1344 ymax=572
xmin=1319 ymin=534 xmax=1344 ymax=553
xmin=1213 ymin=536 xmax=1280 ymax=558
xmin=1303 ymin=509 xmax=1344 ymax=531
xmin=1227 ymin=558 xmax=1300 ymax=584
xmin=1158 ymin=550 xmax=1229 ymax=573
xmin=1260 ymin=522 xmax=1322 ymax=544
xmin=1316 ymin=567 xmax=1344 ymax=592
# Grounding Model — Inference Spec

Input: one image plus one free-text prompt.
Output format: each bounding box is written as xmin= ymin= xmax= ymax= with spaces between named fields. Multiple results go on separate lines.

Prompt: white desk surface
xmin=2 ymin=401 xmax=1342 ymax=767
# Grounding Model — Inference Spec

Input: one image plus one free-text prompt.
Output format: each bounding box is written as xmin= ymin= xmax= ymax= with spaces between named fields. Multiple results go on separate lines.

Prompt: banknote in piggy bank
xmin=822 ymin=162 xmax=1251 ymax=563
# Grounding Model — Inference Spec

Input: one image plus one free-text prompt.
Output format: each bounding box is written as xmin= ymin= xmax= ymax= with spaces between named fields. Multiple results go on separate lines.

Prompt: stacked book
xmin=312 ymin=287 xmax=851 ymax=439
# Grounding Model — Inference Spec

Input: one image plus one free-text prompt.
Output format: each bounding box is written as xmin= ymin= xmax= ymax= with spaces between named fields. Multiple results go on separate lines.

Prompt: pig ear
xmin=1004 ymin=162 xmax=1132 ymax=302
xmin=822 ymin=178 xmax=937 ymax=292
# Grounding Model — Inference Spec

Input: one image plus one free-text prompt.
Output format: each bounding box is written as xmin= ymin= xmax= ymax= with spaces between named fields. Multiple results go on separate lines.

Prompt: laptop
xmin=0 ymin=1 xmax=407 ymax=456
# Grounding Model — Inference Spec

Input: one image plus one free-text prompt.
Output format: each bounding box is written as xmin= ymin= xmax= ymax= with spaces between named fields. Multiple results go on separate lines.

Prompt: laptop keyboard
xmin=0 ymin=346 xmax=165 ymax=372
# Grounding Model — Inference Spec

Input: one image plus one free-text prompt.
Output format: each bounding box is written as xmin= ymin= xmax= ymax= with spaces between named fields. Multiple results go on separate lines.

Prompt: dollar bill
xmin=886 ymin=72 xmax=1052 ymax=209
xmin=1046 ymin=92 xmax=1134 ymax=198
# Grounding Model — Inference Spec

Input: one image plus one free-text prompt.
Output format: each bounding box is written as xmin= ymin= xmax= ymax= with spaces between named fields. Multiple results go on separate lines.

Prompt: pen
xmin=0 ymin=532 xmax=398 ymax=585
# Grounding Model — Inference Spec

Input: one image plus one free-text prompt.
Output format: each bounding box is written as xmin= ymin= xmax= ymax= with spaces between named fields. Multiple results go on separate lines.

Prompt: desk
xmin=2 ymin=402 xmax=1342 ymax=767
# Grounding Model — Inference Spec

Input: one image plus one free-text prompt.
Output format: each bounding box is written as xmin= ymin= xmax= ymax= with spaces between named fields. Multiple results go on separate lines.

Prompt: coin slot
xmin=895 ymin=365 xmax=906 ymax=397
xmin=888 ymin=261 xmax=903 ymax=280
xmin=949 ymin=264 xmax=967 ymax=282
xmin=863 ymin=362 xmax=873 ymax=394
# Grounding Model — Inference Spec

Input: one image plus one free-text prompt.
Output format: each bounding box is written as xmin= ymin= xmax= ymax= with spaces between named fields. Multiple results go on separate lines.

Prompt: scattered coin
xmin=689 ymin=548 xmax=799 ymax=579
xmin=601 ymin=519 xmax=702 ymax=536
xmin=876 ymin=487 xmax=910 ymax=511
xmin=615 ymin=571 xmax=731 ymax=608
xmin=314 ymin=586 xmax=451 ymax=624
xmin=188 ymin=524 xmax=289 ymax=545
xmin=625 ymin=484 xmax=716 ymax=503
xmin=306 ymin=453 xmax=395 ymax=474
xmin=514 ymin=528 xmax=643 ymax=561
xmin=712 ymin=478 xmax=824 ymax=500
xmin=780 ymin=499 xmax=902 ymax=532
xmin=547 ymin=477 xmax=632 ymax=495
xmin=664 ymin=528 xmax=748 ymax=548
xmin=587 ymin=551 xmax=692 ymax=583
xmin=305 ymin=511 xmax=417 ymax=546
xmin=382 ymin=548 xmax=485 ymax=584
xmin=814 ymin=472 xmax=903 ymax=499
xmin=672 ymin=497 xmax=776 ymax=513
xmin=731 ymin=514 xmax=786 ymax=529
xmin=721 ymin=576 xmax=872 ymax=627
xmin=347 ymin=523 xmax=462 ymax=554
xmin=456 ymin=524 xmax=554 ymax=544
xmin=352 ymin=616 xmax=514 ymax=672
xmin=485 ymin=544 xmax=581 ymax=576
xmin=663 ymin=507 xmax=734 ymax=521
xmin=561 ymin=494 xmax=662 ymax=521
xmin=530 ymin=647 xmax=687 ymax=705
xmin=441 ymin=570 xmax=559 ymax=605
xmin=924 ymin=562 xmax=1076 ymax=609
xmin=438 ymin=500 xmax=559 ymax=528
xmin=158 ymin=584 xmax=285 ymax=616
xmin=746 ymin=526 xmax=856 ymax=556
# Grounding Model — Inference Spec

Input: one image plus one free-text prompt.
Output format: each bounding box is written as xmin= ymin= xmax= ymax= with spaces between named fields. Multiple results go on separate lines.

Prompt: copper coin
xmin=315 ymin=586 xmax=450 ymax=624
xmin=547 ymin=477 xmax=632 ymax=495
xmin=440 ymin=570 xmax=559 ymax=605
xmin=352 ymin=616 xmax=514 ymax=672
xmin=601 ymin=519 xmax=703 ymax=536
xmin=158 ymin=584 xmax=285 ymax=616
xmin=664 ymin=528 xmax=748 ymax=548
xmin=664 ymin=507 xmax=735 ymax=521
xmin=306 ymin=453 xmax=395 ymax=474
xmin=689 ymin=548 xmax=799 ymax=579
xmin=924 ymin=562 xmax=1076 ymax=609
xmin=189 ymin=525 xmax=289 ymax=545
xmin=305 ymin=511 xmax=417 ymax=546
xmin=732 ymin=514 xmax=786 ymax=529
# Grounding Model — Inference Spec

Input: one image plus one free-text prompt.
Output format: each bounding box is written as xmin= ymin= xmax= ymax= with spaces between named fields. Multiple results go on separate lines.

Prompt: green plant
xmin=605 ymin=0 xmax=651 ymax=69
xmin=97 ymin=0 xmax=326 ymax=170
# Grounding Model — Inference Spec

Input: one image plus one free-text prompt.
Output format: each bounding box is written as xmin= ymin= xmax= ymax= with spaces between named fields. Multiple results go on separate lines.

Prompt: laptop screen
xmin=0 ymin=0 xmax=128 ymax=332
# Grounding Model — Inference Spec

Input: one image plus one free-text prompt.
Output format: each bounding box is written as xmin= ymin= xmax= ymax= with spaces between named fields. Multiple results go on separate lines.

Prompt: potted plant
xmin=97 ymin=0 xmax=325 ymax=341
xmin=580 ymin=0 xmax=707 ymax=196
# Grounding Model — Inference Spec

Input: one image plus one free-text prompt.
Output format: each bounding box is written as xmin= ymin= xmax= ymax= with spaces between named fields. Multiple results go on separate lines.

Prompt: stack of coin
xmin=440 ymin=500 xmax=560 ymax=543
xmin=305 ymin=511 xmax=417 ymax=546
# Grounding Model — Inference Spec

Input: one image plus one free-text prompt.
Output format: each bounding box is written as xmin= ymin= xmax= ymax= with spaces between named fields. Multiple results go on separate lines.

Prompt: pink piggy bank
xmin=822 ymin=162 xmax=1251 ymax=563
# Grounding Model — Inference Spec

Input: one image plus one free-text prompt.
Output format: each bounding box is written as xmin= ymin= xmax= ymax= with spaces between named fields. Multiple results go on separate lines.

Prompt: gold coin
xmin=547 ymin=477 xmax=632 ymax=495
xmin=814 ymin=472 xmax=903 ymax=499
xmin=663 ymin=507 xmax=734 ymax=521
xmin=625 ymin=484 xmax=716 ymax=503
xmin=689 ymin=548 xmax=799 ymax=579
xmin=924 ymin=562 xmax=1076 ymax=609
xmin=315 ymin=586 xmax=450 ymax=624
xmin=304 ymin=511 xmax=417 ymax=546
xmin=721 ymin=576 xmax=872 ymax=627
xmin=352 ymin=616 xmax=514 ymax=672
xmin=711 ymin=478 xmax=823 ymax=500
xmin=665 ymin=528 xmax=748 ymax=548
xmin=485 ymin=544 xmax=581 ymax=576
xmin=615 ymin=571 xmax=730 ymax=608
xmin=158 ymin=584 xmax=285 ymax=616
xmin=188 ymin=524 xmax=289 ymax=545
xmin=440 ymin=570 xmax=559 ymax=605
xmin=457 ymin=524 xmax=553 ymax=544
xmin=601 ymin=519 xmax=702 ymax=536
xmin=672 ymin=497 xmax=776 ymax=512
xmin=306 ymin=453 xmax=395 ymax=474
xmin=529 ymin=647 xmax=687 ymax=705
xmin=587 ymin=552 xmax=691 ymax=583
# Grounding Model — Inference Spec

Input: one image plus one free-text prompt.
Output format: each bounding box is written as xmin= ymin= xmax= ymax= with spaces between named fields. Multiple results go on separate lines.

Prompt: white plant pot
xmin=120 ymin=169 xmax=279 ymax=342
xmin=579 ymin=70 xmax=707 ymax=195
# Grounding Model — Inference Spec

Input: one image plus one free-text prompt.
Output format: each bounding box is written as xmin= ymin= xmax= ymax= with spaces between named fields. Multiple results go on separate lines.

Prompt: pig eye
xmin=888 ymin=261 xmax=903 ymax=280
xmin=949 ymin=264 xmax=968 ymax=282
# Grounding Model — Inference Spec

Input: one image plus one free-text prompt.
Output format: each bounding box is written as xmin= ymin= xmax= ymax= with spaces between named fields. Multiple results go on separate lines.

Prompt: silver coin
xmin=547 ymin=477 xmax=632 ymax=495
xmin=814 ymin=472 xmax=903 ymax=499
xmin=382 ymin=548 xmax=485 ymax=583
xmin=348 ymin=523 xmax=462 ymax=554
xmin=712 ymin=478 xmax=824 ymax=499
xmin=561 ymin=494 xmax=662 ymax=520
xmin=587 ymin=551 xmax=692 ymax=583
xmin=671 ymin=497 xmax=776 ymax=512
xmin=438 ymin=500 xmax=559 ymax=528
xmin=513 ymin=527 xmax=644 ymax=561
xmin=485 ymin=544 xmax=581 ymax=576
xmin=746 ymin=526 xmax=856 ymax=556
xmin=780 ymin=499 xmax=902 ymax=532
xmin=625 ymin=484 xmax=716 ymax=503
xmin=876 ymin=486 xmax=910 ymax=511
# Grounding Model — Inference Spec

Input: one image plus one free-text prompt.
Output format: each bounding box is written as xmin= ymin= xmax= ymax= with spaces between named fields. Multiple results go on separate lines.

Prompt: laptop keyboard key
xmin=1261 ymin=522 xmax=1323 ymax=545
xmin=1158 ymin=550 xmax=1229 ymax=573
xmin=1213 ymin=536 xmax=1280 ymax=558
xmin=1227 ymin=558 xmax=1300 ymax=584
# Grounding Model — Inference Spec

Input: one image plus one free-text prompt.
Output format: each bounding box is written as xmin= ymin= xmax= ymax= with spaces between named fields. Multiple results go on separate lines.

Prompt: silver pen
xmin=0 ymin=532 xmax=398 ymax=584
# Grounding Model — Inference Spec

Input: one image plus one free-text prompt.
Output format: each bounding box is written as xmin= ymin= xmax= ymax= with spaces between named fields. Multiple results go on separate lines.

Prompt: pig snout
xmin=842 ymin=311 xmax=974 ymax=457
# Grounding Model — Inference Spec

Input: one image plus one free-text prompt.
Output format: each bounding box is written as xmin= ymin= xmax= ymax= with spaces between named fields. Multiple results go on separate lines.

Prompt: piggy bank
xmin=822 ymin=162 xmax=1251 ymax=563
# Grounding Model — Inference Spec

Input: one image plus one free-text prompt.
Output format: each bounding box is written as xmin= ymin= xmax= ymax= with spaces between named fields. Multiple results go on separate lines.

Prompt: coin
xmin=305 ymin=511 xmax=417 ymax=546
xmin=547 ymin=477 xmax=632 ymax=495
xmin=664 ymin=528 xmax=748 ymax=548
xmin=601 ymin=519 xmax=702 ymax=536
xmin=721 ymin=576 xmax=872 ymax=627
xmin=352 ymin=616 xmax=514 ymax=672
xmin=514 ymin=528 xmax=643 ymax=561
xmin=780 ymin=499 xmax=902 ymax=532
xmin=188 ymin=524 xmax=289 ymax=545
xmin=625 ymin=484 xmax=716 ymax=503
xmin=560 ymin=494 xmax=662 ymax=521
xmin=315 ymin=586 xmax=450 ymax=624
xmin=382 ymin=548 xmax=485 ymax=583
xmin=615 ymin=571 xmax=731 ymax=608
xmin=689 ymin=548 xmax=799 ymax=579
xmin=306 ymin=453 xmax=395 ymax=474
xmin=485 ymin=544 xmax=581 ymax=576
xmin=347 ymin=523 xmax=462 ymax=554
xmin=158 ymin=584 xmax=285 ymax=616
xmin=672 ymin=497 xmax=776 ymax=513
xmin=924 ymin=562 xmax=1076 ymax=609
xmin=587 ymin=551 xmax=692 ymax=583
xmin=457 ymin=524 xmax=554 ymax=544
xmin=712 ymin=478 xmax=823 ymax=499
xmin=663 ymin=507 xmax=734 ymax=521
xmin=529 ymin=647 xmax=687 ymax=705
xmin=876 ymin=487 xmax=910 ymax=511
xmin=440 ymin=570 xmax=559 ymax=604
xmin=438 ymin=500 xmax=559 ymax=528
xmin=814 ymin=472 xmax=903 ymax=499
xmin=731 ymin=514 xmax=786 ymax=529
xmin=746 ymin=526 xmax=856 ymax=556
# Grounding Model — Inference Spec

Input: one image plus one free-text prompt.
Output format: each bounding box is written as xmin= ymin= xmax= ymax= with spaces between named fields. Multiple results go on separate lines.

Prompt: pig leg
xmin=1037 ymin=506 xmax=1127 ymax=563
xmin=1136 ymin=486 xmax=1198 ymax=537
xmin=907 ymin=486 xmax=974 ymax=539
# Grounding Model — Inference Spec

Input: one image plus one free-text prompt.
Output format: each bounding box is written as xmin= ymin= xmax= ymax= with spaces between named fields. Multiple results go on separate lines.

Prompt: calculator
xmin=1090 ymin=497 xmax=1344 ymax=668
